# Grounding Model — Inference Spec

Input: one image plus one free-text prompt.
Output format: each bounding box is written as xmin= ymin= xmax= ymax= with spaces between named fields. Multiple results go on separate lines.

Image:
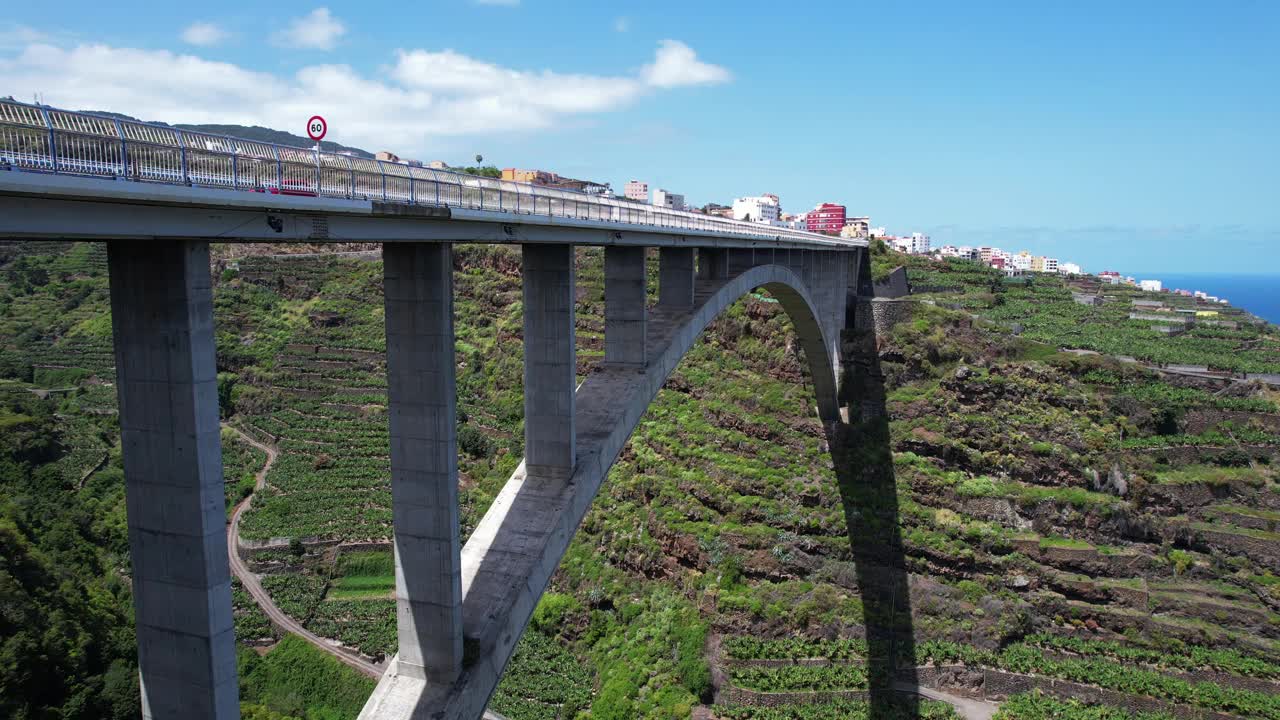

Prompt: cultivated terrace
xmin=1 ymin=239 xmax=1278 ymax=720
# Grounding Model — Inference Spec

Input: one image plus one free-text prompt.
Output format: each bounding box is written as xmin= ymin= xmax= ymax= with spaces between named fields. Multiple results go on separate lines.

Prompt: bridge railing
xmin=0 ymin=99 xmax=855 ymax=245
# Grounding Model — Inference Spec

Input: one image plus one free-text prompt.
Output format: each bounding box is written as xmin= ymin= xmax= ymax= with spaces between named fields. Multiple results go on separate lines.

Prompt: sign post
xmin=307 ymin=116 xmax=327 ymax=191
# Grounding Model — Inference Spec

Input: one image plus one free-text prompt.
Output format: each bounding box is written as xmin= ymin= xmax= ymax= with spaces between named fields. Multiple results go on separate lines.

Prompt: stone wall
xmin=720 ymin=686 xmax=869 ymax=707
xmin=873 ymin=266 xmax=909 ymax=299
xmin=857 ymin=297 xmax=916 ymax=336
xmin=977 ymin=669 xmax=1239 ymax=720
xmin=1181 ymin=408 xmax=1280 ymax=434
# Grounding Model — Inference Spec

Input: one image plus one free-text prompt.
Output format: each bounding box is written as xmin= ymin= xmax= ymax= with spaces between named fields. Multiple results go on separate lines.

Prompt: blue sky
xmin=2 ymin=1 xmax=1277 ymax=275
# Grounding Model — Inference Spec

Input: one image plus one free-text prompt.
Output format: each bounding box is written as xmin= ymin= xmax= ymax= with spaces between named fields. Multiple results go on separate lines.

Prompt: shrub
xmin=530 ymin=592 xmax=580 ymax=634
xmin=1168 ymin=549 xmax=1194 ymax=576
xmin=457 ymin=424 xmax=494 ymax=459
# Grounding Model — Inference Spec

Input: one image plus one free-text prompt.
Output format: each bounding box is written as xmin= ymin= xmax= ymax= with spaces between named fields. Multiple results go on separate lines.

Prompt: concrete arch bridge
xmin=0 ymin=100 xmax=877 ymax=720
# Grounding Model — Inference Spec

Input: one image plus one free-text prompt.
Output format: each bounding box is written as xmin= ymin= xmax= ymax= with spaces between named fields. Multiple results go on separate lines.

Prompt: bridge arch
xmin=363 ymin=257 xmax=858 ymax=719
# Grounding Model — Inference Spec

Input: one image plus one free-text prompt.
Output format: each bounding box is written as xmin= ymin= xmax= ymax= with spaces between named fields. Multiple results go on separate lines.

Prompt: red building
xmin=806 ymin=203 xmax=846 ymax=235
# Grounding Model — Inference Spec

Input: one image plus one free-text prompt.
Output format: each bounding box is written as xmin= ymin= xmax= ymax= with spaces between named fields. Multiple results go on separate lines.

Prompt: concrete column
xmin=604 ymin=246 xmax=647 ymax=367
xmin=523 ymin=244 xmax=576 ymax=480
xmin=727 ymin=248 xmax=756 ymax=276
xmin=107 ymin=240 xmax=236 ymax=720
xmin=383 ymin=242 xmax=463 ymax=682
xmin=658 ymin=247 xmax=695 ymax=308
xmin=698 ymin=248 xmax=727 ymax=281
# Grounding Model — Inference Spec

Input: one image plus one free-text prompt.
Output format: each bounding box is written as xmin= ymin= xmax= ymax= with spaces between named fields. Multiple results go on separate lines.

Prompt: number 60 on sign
xmin=307 ymin=115 xmax=327 ymax=142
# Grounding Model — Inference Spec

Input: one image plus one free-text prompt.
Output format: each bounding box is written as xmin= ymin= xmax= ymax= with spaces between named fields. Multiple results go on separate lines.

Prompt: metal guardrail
xmin=0 ymin=98 xmax=854 ymax=245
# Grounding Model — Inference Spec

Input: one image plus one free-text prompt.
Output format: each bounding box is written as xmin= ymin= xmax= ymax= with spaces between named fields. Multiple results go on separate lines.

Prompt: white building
xmin=732 ymin=194 xmax=781 ymax=224
xmin=1043 ymin=258 xmax=1060 ymax=274
xmin=940 ymin=245 xmax=981 ymax=261
xmin=624 ymin=180 xmax=649 ymax=202
xmin=869 ymin=227 xmax=887 ymax=238
xmin=1012 ymin=252 xmax=1034 ymax=272
xmin=653 ymin=189 xmax=685 ymax=212
xmin=1059 ymin=262 xmax=1082 ymax=275
xmin=887 ymin=233 xmax=931 ymax=255
xmin=906 ymin=232 xmax=931 ymax=254
xmin=1139 ymin=280 xmax=1163 ymax=293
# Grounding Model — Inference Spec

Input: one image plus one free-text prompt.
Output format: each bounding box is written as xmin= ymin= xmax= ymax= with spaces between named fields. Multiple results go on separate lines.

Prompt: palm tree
xmin=475 ymin=154 xmax=484 ymax=165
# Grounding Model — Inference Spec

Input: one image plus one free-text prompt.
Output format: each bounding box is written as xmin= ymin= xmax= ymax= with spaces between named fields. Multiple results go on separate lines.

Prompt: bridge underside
xmin=362 ymin=251 xmax=858 ymax=719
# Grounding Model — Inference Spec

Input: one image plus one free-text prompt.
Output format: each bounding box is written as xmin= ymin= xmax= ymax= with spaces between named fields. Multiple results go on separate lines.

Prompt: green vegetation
xmin=731 ymin=664 xmax=868 ymax=692
xmin=994 ymin=691 xmax=1176 ymax=719
xmin=238 ymin=635 xmax=376 ymax=719
xmin=1025 ymin=633 xmax=1280 ymax=680
xmin=724 ymin=636 xmax=868 ymax=661
xmin=0 ymin=388 xmax=138 ymax=720
xmin=223 ymin=426 xmax=266 ymax=511
xmin=718 ymin=699 xmax=960 ymax=719
xmin=916 ymin=641 xmax=1280 ymax=718
xmin=489 ymin=631 xmax=593 ymax=720
xmin=4 ymin=241 xmax=1280 ymax=719
xmin=327 ymin=551 xmax=395 ymax=600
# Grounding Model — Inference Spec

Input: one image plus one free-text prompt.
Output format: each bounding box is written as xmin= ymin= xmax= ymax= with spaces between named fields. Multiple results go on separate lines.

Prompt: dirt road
xmin=896 ymin=681 xmax=999 ymax=720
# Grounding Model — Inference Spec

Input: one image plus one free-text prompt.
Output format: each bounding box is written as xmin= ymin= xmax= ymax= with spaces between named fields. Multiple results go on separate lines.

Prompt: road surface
xmin=896 ymin=681 xmax=999 ymax=720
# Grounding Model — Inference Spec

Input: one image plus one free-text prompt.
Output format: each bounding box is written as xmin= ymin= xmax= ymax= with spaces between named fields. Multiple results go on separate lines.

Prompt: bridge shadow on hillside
xmin=830 ymin=311 xmax=920 ymax=717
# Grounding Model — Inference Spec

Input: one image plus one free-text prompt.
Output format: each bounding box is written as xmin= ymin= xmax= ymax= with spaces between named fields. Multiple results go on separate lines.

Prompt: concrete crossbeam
xmin=522 ymin=244 xmax=576 ymax=480
xmin=107 ymin=240 xmax=237 ymax=720
xmin=658 ymin=247 xmax=695 ymax=308
xmin=384 ymin=242 xmax=464 ymax=682
xmin=604 ymin=246 xmax=647 ymax=367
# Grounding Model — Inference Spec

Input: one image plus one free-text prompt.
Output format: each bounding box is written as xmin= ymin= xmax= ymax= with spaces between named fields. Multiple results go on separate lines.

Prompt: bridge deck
xmin=0 ymin=98 xmax=864 ymax=251
xmin=0 ymin=171 xmax=864 ymax=250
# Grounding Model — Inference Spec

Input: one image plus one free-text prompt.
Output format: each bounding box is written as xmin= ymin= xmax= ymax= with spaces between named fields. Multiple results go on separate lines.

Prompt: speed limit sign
xmin=306 ymin=115 xmax=328 ymax=142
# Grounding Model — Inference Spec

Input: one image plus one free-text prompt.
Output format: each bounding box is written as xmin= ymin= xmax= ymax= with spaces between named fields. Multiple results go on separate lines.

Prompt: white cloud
xmin=0 ymin=24 xmax=54 ymax=51
xmin=0 ymin=39 xmax=731 ymax=155
xmin=614 ymin=17 xmax=630 ymax=33
xmin=275 ymin=8 xmax=345 ymax=50
xmin=640 ymin=39 xmax=731 ymax=88
xmin=181 ymin=22 xmax=230 ymax=47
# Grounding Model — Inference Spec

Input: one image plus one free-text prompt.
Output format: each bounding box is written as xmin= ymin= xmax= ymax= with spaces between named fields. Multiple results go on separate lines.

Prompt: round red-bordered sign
xmin=306 ymin=115 xmax=327 ymax=142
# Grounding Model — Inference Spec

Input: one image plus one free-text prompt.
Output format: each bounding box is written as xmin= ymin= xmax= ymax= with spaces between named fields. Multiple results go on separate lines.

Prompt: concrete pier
xmin=522 ymin=244 xmax=576 ymax=480
xmin=658 ymin=247 xmax=695 ymax=308
xmin=383 ymin=242 xmax=464 ymax=682
xmin=604 ymin=246 xmax=647 ymax=366
xmin=107 ymin=240 xmax=237 ymax=720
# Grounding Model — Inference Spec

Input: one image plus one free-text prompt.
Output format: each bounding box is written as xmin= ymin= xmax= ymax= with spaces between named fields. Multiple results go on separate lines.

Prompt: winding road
xmin=224 ymin=424 xmax=383 ymax=679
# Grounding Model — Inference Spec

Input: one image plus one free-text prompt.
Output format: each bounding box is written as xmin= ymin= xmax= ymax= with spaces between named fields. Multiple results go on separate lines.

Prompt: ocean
xmin=1152 ymin=274 xmax=1280 ymax=325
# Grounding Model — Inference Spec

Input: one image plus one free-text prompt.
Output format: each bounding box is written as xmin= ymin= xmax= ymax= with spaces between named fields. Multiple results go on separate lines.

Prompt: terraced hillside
xmin=1 ymin=240 xmax=1278 ymax=719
